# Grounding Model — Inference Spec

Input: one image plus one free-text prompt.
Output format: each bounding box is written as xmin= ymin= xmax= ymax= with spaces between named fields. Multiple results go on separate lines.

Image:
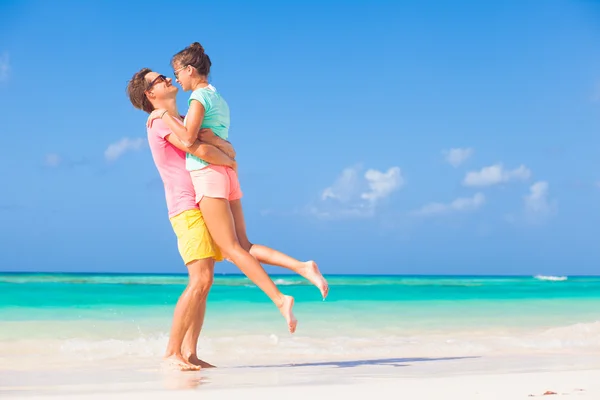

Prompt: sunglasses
xmin=173 ymin=65 xmax=188 ymax=79
xmin=147 ymin=74 xmax=168 ymax=90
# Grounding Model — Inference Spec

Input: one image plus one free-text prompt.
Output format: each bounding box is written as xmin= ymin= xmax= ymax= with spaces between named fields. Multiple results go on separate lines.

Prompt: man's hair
xmin=126 ymin=68 xmax=154 ymax=114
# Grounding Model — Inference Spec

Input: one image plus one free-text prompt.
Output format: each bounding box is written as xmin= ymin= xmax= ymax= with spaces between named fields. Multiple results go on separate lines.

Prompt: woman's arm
xmin=151 ymin=101 xmax=206 ymax=147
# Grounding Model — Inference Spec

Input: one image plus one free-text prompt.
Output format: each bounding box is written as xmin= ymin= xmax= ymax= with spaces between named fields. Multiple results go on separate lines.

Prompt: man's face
xmin=145 ymin=72 xmax=178 ymax=103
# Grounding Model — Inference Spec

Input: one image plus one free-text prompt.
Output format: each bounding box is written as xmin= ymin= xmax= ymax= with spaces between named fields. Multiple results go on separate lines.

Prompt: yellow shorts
xmin=169 ymin=209 xmax=223 ymax=265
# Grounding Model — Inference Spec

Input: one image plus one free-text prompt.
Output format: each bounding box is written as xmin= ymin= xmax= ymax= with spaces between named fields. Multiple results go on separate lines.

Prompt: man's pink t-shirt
xmin=147 ymin=119 xmax=198 ymax=218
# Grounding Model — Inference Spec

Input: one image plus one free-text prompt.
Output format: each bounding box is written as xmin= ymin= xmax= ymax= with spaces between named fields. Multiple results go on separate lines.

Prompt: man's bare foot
xmin=302 ymin=261 xmax=329 ymax=300
xmin=186 ymin=354 xmax=216 ymax=368
xmin=278 ymin=295 xmax=298 ymax=333
xmin=163 ymin=354 xmax=201 ymax=371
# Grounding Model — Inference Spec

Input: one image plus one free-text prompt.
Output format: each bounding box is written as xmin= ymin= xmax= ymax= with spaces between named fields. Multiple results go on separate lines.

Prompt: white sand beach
xmin=33 ymin=371 xmax=597 ymax=400
xmin=3 ymin=354 xmax=599 ymax=399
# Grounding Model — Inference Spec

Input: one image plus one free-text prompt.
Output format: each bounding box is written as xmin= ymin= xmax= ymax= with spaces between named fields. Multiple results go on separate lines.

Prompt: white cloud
xmin=321 ymin=165 xmax=361 ymax=202
xmin=0 ymin=52 xmax=9 ymax=82
xmin=443 ymin=148 xmax=473 ymax=167
xmin=44 ymin=153 xmax=62 ymax=167
xmin=412 ymin=193 xmax=485 ymax=217
xmin=313 ymin=165 xmax=403 ymax=219
xmin=104 ymin=137 xmax=145 ymax=162
xmin=361 ymin=167 xmax=404 ymax=203
xmin=505 ymin=181 xmax=556 ymax=225
xmin=462 ymin=163 xmax=531 ymax=187
xmin=524 ymin=181 xmax=555 ymax=218
xmin=306 ymin=204 xmax=374 ymax=219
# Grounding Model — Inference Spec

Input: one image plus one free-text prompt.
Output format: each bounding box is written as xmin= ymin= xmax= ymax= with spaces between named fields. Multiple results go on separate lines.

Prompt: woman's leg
xmin=199 ymin=197 xmax=297 ymax=333
xmin=229 ymin=199 xmax=329 ymax=299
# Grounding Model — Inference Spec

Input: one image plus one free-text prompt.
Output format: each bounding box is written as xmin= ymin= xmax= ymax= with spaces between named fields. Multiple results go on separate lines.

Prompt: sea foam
xmin=2 ymin=320 xmax=599 ymax=371
xmin=534 ymin=275 xmax=568 ymax=281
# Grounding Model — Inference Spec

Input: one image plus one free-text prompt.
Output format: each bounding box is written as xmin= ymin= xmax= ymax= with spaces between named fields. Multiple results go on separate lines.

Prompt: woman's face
xmin=173 ymin=62 xmax=193 ymax=91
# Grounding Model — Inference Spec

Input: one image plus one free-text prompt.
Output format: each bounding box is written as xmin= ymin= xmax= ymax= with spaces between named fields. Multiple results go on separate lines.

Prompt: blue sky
xmin=1 ymin=0 xmax=600 ymax=275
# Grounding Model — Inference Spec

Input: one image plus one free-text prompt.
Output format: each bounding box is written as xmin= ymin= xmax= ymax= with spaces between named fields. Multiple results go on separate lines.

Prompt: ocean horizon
xmin=2 ymin=271 xmax=597 ymax=276
xmin=3 ymin=272 xmax=599 ymax=335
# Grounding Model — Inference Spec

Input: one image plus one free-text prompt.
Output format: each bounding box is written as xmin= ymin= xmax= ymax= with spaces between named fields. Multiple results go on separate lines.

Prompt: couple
xmin=126 ymin=42 xmax=328 ymax=371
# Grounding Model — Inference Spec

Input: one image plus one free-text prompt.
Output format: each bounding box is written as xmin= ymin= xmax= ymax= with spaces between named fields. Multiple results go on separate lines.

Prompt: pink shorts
xmin=190 ymin=165 xmax=243 ymax=204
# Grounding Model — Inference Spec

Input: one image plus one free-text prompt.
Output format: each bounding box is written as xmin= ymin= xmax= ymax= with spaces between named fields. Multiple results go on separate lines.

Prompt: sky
xmin=1 ymin=0 xmax=600 ymax=275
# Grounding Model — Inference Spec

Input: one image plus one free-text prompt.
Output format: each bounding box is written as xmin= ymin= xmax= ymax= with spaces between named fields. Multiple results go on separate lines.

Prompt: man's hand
xmin=198 ymin=129 xmax=236 ymax=159
xmin=147 ymin=109 xmax=167 ymax=128
xmin=198 ymin=129 xmax=217 ymax=144
xmin=217 ymin=141 xmax=236 ymax=160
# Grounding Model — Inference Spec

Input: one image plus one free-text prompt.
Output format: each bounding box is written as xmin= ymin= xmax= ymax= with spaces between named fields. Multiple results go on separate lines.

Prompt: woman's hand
xmin=146 ymin=109 xmax=168 ymax=128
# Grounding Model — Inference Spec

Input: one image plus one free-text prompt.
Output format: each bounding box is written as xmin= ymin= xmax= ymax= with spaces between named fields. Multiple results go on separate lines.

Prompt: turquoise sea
xmin=2 ymin=273 xmax=600 ymax=372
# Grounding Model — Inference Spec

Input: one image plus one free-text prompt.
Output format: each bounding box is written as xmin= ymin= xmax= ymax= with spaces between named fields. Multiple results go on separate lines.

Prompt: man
xmin=126 ymin=69 xmax=235 ymax=371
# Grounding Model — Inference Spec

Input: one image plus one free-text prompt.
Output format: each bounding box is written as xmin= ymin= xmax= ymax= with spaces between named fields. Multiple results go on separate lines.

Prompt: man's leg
xmin=165 ymin=209 xmax=219 ymax=371
xmin=164 ymin=258 xmax=214 ymax=370
xmin=181 ymin=258 xmax=216 ymax=368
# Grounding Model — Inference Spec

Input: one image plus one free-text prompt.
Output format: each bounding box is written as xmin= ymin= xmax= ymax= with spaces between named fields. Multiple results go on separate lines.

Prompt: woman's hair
xmin=171 ymin=42 xmax=212 ymax=76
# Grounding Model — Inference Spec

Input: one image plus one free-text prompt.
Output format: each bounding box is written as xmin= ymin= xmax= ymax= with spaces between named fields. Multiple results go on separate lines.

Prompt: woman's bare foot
xmin=162 ymin=354 xmax=201 ymax=371
xmin=186 ymin=354 xmax=216 ymax=368
xmin=302 ymin=261 xmax=329 ymax=300
xmin=278 ymin=295 xmax=298 ymax=333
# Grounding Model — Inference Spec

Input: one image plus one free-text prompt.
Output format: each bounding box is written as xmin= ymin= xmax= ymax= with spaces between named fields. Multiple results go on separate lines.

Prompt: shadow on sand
xmin=238 ymin=356 xmax=479 ymax=369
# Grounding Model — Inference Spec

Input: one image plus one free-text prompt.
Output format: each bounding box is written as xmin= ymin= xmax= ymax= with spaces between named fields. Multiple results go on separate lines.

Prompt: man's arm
xmin=165 ymin=133 xmax=236 ymax=169
xmin=198 ymin=129 xmax=236 ymax=159
xmin=148 ymin=114 xmax=236 ymax=159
